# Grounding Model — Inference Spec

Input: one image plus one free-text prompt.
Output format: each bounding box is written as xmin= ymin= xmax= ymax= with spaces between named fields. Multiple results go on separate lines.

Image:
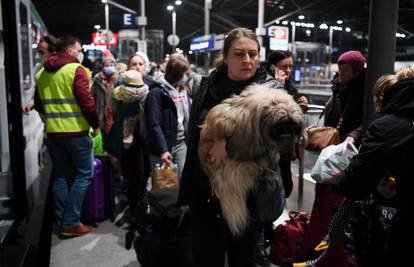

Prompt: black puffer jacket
xmin=334 ymin=78 xmax=414 ymax=263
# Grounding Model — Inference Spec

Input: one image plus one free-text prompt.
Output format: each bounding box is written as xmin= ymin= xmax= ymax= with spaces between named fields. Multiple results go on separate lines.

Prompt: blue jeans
xmin=47 ymin=135 xmax=93 ymax=228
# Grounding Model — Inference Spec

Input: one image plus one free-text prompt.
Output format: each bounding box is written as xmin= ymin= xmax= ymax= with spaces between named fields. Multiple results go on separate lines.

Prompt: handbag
xmin=306 ymin=113 xmax=342 ymax=152
xmin=306 ymin=126 xmax=340 ymax=151
xmin=269 ymin=211 xmax=310 ymax=265
xmin=151 ymin=163 xmax=179 ymax=190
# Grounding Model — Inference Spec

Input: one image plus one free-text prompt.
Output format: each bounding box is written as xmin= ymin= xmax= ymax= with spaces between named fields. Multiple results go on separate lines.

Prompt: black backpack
xmin=134 ymin=187 xmax=190 ymax=235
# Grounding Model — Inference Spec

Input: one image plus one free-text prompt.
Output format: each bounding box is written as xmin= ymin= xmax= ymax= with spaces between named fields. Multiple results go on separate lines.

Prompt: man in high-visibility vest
xmin=35 ymin=35 xmax=99 ymax=237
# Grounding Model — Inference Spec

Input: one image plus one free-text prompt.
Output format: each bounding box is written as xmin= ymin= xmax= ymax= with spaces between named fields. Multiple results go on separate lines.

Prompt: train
xmin=0 ymin=0 xmax=53 ymax=266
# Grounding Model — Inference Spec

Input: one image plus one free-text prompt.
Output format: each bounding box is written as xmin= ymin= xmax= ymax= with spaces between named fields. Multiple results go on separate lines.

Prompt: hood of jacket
xmin=43 ymin=52 xmax=78 ymax=72
xmin=381 ymin=78 xmax=414 ymax=118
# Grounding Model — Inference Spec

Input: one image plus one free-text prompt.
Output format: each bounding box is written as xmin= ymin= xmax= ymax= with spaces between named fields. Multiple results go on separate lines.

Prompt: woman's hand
xmin=160 ymin=151 xmax=173 ymax=164
xmin=274 ymin=67 xmax=288 ymax=85
xmin=345 ymin=136 xmax=356 ymax=150
xmin=208 ymin=138 xmax=228 ymax=169
xmin=297 ymin=96 xmax=309 ymax=111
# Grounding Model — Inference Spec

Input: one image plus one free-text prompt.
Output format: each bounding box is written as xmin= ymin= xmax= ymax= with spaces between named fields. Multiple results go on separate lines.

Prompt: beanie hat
xmin=114 ymin=70 xmax=148 ymax=103
xmin=102 ymin=49 xmax=116 ymax=64
xmin=337 ymin=50 xmax=366 ymax=73
xmin=102 ymin=54 xmax=116 ymax=65
xmin=123 ymin=70 xmax=144 ymax=87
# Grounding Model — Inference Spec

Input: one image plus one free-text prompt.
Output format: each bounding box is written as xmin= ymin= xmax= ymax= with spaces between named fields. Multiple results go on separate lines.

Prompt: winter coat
xmin=334 ymin=78 xmax=414 ymax=264
xmin=178 ymin=67 xmax=282 ymax=267
xmin=324 ymin=70 xmax=366 ymax=142
xmin=145 ymin=82 xmax=191 ymax=156
xmin=91 ymin=73 xmax=116 ymax=134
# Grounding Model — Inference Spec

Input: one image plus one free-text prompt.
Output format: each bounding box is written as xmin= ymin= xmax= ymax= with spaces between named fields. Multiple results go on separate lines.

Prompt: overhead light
xmin=336 ymin=20 xmax=343 ymax=24
xmin=94 ymin=25 xmax=101 ymax=30
xmin=101 ymin=0 xmax=108 ymax=3
xmin=166 ymin=5 xmax=174 ymax=11
xmin=189 ymin=50 xmax=193 ymax=54
xmin=175 ymin=0 xmax=182 ymax=5
xmin=319 ymin=23 xmax=328 ymax=30
xmin=282 ymin=20 xmax=288 ymax=25
xmin=298 ymin=15 xmax=305 ymax=20
xmin=345 ymin=27 xmax=351 ymax=32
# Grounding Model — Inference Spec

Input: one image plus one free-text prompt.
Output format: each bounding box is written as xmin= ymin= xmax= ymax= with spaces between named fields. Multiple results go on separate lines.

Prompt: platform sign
xmin=269 ymin=26 xmax=289 ymax=51
xmin=92 ymin=32 xmax=119 ymax=46
xmin=190 ymin=34 xmax=215 ymax=51
xmin=123 ymin=13 xmax=135 ymax=28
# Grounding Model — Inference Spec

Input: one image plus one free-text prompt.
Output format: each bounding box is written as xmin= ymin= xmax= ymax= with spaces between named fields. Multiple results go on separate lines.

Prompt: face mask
xmin=176 ymin=74 xmax=188 ymax=86
xmin=76 ymin=52 xmax=84 ymax=63
xmin=103 ymin=66 xmax=116 ymax=76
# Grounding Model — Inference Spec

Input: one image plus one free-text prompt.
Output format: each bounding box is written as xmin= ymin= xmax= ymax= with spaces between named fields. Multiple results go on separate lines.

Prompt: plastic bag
xmin=90 ymin=128 xmax=104 ymax=156
xmin=310 ymin=141 xmax=358 ymax=184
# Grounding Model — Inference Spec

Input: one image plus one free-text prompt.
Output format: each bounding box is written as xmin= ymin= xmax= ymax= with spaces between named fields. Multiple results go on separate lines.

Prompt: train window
xmin=19 ymin=3 xmax=32 ymax=91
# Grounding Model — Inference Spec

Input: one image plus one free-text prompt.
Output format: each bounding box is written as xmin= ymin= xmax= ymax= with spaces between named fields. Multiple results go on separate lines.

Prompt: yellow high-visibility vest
xmin=36 ymin=63 xmax=91 ymax=133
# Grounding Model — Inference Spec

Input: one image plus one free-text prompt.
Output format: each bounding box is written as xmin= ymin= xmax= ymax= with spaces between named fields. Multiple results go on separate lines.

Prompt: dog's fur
xmin=199 ymin=84 xmax=305 ymax=236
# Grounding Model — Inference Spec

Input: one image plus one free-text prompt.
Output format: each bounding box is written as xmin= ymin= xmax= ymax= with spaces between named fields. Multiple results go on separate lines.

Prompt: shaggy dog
xmin=199 ymin=84 xmax=305 ymax=236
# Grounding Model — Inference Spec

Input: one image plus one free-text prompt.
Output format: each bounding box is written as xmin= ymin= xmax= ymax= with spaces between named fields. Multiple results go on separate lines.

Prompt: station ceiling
xmin=33 ymin=0 xmax=414 ymax=60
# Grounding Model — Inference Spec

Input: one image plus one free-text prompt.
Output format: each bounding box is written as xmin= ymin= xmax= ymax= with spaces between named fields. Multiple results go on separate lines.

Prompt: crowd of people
xmin=26 ymin=25 xmax=412 ymax=267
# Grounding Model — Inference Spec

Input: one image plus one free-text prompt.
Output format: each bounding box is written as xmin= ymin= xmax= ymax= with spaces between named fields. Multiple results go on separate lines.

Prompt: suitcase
xmin=82 ymin=158 xmax=105 ymax=223
xmin=96 ymin=155 xmax=115 ymax=220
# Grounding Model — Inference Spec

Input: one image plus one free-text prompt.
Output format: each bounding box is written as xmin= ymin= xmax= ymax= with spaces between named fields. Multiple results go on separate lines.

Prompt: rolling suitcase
xmin=82 ymin=158 xmax=105 ymax=223
xmin=96 ymin=155 xmax=115 ymax=220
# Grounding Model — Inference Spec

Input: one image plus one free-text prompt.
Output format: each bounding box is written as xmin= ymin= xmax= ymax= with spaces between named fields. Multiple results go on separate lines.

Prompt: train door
xmin=1 ymin=0 xmax=52 ymax=265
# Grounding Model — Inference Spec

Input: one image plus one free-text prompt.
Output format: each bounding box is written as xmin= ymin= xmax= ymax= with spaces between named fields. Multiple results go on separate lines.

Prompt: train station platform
xmin=49 ymin=160 xmax=316 ymax=267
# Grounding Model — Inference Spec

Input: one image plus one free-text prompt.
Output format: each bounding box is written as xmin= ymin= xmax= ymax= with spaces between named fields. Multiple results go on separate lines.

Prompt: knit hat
xmin=102 ymin=54 xmax=116 ymax=64
xmin=102 ymin=49 xmax=116 ymax=64
xmin=114 ymin=70 xmax=148 ymax=102
xmin=124 ymin=70 xmax=144 ymax=87
xmin=337 ymin=50 xmax=366 ymax=73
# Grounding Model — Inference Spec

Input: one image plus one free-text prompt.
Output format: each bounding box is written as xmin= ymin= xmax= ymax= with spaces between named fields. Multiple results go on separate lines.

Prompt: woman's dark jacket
xmin=146 ymin=83 xmax=183 ymax=156
xmin=334 ymin=78 xmax=414 ymax=262
xmin=178 ymin=67 xmax=280 ymax=206
xmin=324 ymin=70 xmax=366 ymax=142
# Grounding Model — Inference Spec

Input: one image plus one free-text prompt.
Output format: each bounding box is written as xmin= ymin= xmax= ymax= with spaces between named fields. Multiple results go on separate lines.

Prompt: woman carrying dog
xmin=178 ymin=27 xmax=304 ymax=267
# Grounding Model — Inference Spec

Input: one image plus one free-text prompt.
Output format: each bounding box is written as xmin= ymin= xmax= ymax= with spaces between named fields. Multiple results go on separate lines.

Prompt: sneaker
xmin=60 ymin=223 xmax=92 ymax=237
xmin=254 ymin=247 xmax=271 ymax=267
